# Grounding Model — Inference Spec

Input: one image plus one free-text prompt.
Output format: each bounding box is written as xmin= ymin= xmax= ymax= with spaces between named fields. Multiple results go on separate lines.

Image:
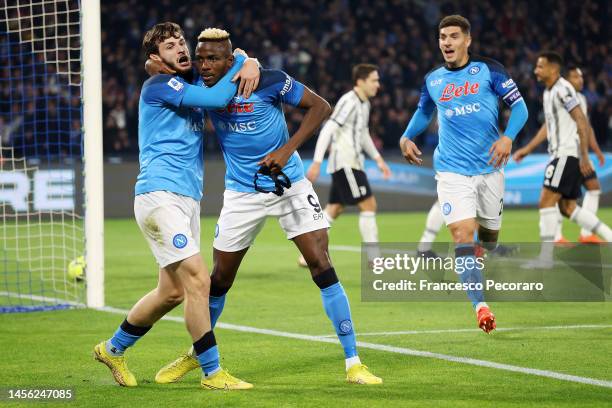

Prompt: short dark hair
xmin=439 ymin=15 xmax=471 ymax=34
xmin=352 ymin=64 xmax=378 ymax=84
xmin=566 ymin=64 xmax=580 ymax=73
xmin=539 ymin=51 xmax=564 ymax=68
xmin=142 ymin=22 xmax=184 ymax=59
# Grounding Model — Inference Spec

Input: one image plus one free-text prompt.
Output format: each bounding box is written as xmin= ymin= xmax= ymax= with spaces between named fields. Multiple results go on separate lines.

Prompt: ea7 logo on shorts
xmin=167 ymin=78 xmax=184 ymax=92
xmin=430 ymin=78 xmax=442 ymax=87
xmin=339 ymin=319 xmax=353 ymax=335
xmin=173 ymin=234 xmax=188 ymax=249
xmin=442 ymin=202 xmax=452 ymax=215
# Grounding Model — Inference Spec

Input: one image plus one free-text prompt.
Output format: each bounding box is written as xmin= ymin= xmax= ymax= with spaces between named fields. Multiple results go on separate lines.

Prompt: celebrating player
xmin=514 ymin=63 xmax=606 ymax=245
xmin=399 ymin=15 xmax=529 ymax=333
xmin=94 ymin=22 xmax=259 ymax=390
xmin=514 ymin=52 xmax=611 ymax=268
xmin=148 ymin=28 xmax=382 ymax=385
xmin=298 ymin=64 xmax=391 ymax=267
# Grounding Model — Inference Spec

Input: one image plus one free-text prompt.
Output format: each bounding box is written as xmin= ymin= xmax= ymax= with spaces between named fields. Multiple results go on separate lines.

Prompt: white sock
xmin=418 ymin=201 xmax=444 ymax=252
xmin=359 ymin=211 xmax=380 ymax=260
xmin=539 ymin=207 xmax=558 ymax=261
xmin=345 ymin=355 xmax=361 ymax=371
xmin=553 ymin=204 xmax=564 ymax=241
xmin=580 ymin=190 xmax=601 ymax=236
xmin=570 ymin=205 xmax=612 ymax=241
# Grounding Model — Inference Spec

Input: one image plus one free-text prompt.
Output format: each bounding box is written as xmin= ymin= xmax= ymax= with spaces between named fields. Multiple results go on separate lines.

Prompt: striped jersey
xmin=543 ymin=77 xmax=581 ymax=158
xmin=314 ymin=90 xmax=379 ymax=173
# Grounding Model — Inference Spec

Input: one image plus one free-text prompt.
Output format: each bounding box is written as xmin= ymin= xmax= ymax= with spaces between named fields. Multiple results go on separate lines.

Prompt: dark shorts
xmin=328 ymin=168 xmax=372 ymax=205
xmin=543 ymin=156 xmax=587 ymax=199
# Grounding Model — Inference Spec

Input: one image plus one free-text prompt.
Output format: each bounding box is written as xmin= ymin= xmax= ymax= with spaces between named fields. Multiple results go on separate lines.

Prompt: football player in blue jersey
xmin=399 ymin=15 xmax=529 ymax=333
xmin=94 ymin=22 xmax=260 ymax=390
xmin=149 ymin=28 xmax=382 ymax=385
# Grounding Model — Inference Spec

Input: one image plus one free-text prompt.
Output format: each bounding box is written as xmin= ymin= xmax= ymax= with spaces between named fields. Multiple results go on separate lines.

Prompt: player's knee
xmin=182 ymin=274 xmax=210 ymax=298
xmin=163 ymin=290 xmax=184 ymax=306
xmin=306 ymin=254 xmax=332 ymax=276
xmin=210 ymin=273 xmax=234 ymax=296
xmin=558 ymin=201 xmax=575 ymax=218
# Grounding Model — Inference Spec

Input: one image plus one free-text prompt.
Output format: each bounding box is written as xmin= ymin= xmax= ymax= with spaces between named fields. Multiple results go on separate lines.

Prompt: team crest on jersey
xmin=172 ymin=234 xmax=188 ymax=249
xmin=442 ymin=202 xmax=452 ymax=215
xmin=469 ymin=66 xmax=480 ymax=75
xmin=167 ymin=78 xmax=184 ymax=92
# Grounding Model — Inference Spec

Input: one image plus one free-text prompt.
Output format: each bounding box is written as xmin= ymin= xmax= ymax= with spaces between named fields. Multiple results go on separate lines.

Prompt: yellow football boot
xmin=346 ymin=364 xmax=383 ymax=385
xmin=200 ymin=368 xmax=253 ymax=390
xmin=155 ymin=351 xmax=200 ymax=384
xmin=93 ymin=341 xmax=137 ymax=387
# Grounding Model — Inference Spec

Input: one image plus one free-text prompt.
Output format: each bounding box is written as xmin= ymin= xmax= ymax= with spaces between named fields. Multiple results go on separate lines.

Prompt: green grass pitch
xmin=1 ymin=209 xmax=611 ymax=407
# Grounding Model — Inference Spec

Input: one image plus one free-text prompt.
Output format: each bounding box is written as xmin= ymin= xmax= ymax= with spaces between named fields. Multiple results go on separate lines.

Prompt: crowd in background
xmin=1 ymin=0 xmax=610 ymax=159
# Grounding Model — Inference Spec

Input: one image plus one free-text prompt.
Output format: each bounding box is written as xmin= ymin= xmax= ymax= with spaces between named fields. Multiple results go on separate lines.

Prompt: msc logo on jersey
xmin=167 ymin=78 xmax=184 ymax=92
xmin=469 ymin=66 xmax=480 ymax=75
xmin=430 ymin=78 xmax=442 ymax=87
xmin=445 ymin=103 xmax=481 ymax=117
xmin=442 ymin=202 xmax=452 ymax=215
xmin=173 ymin=234 xmax=188 ymax=249
xmin=439 ymin=81 xmax=480 ymax=102
xmin=216 ymin=121 xmax=257 ymax=133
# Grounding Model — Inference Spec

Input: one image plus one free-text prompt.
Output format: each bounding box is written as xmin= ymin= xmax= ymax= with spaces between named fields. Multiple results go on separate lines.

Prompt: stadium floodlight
xmin=0 ymin=0 xmax=104 ymax=312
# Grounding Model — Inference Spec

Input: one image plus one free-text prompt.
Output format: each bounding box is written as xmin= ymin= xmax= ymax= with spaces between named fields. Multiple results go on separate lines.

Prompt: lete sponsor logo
xmin=439 ymin=81 xmax=480 ymax=102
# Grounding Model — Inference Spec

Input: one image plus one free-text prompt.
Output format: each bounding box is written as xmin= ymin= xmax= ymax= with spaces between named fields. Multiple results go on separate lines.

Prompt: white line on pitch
xmin=317 ymin=324 xmax=612 ymax=338
xmin=97 ymin=305 xmax=612 ymax=389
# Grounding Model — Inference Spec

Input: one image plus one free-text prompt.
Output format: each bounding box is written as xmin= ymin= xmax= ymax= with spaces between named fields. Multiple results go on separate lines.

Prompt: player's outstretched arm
xmin=308 ymin=120 xmax=337 ymax=182
xmin=569 ymin=107 xmax=595 ymax=176
xmin=180 ymin=54 xmax=246 ymax=109
xmin=489 ymin=99 xmax=528 ymax=168
xmin=587 ymin=122 xmax=605 ymax=167
xmin=259 ymin=87 xmax=331 ymax=171
xmin=399 ymin=107 xmax=433 ymax=165
xmin=361 ymin=129 xmax=391 ymax=179
xmin=513 ymin=123 xmax=547 ymax=163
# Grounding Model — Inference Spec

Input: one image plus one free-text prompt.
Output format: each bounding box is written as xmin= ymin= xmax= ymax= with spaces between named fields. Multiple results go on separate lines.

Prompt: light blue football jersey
xmin=207 ymin=69 xmax=306 ymax=193
xmin=418 ymin=56 xmax=523 ymax=175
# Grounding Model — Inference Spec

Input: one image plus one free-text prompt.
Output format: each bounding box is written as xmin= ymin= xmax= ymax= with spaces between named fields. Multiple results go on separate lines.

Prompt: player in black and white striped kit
xmin=514 ymin=51 xmax=611 ymax=268
xmin=299 ymin=64 xmax=391 ymax=266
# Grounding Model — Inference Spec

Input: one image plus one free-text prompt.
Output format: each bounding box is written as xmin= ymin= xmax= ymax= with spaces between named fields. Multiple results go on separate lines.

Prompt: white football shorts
xmin=436 ymin=170 xmax=505 ymax=230
xmin=213 ymin=179 xmax=329 ymax=252
xmin=134 ymin=191 xmax=201 ymax=267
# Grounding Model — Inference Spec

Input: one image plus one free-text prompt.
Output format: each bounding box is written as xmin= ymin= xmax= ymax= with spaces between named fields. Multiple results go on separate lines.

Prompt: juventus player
xmin=515 ymin=52 xmax=611 ymax=268
xmin=299 ymin=64 xmax=391 ymax=266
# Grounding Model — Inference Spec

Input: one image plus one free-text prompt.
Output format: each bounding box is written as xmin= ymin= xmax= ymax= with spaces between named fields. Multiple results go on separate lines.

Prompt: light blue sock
xmin=193 ymin=331 xmax=220 ymax=376
xmin=107 ymin=320 xmax=151 ymax=356
xmin=197 ymin=346 xmax=220 ymax=376
xmin=321 ymin=282 xmax=357 ymax=358
xmin=455 ymin=245 xmax=485 ymax=308
xmin=209 ymin=295 xmax=226 ymax=329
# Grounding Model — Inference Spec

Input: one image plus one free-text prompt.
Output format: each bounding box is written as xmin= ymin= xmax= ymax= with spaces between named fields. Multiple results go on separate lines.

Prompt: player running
xmin=513 ymin=63 xmax=607 ymax=245
xmin=514 ymin=52 xmax=611 ymax=269
xmin=298 ymin=64 xmax=391 ymax=267
xmin=94 ymin=22 xmax=259 ymax=390
xmin=148 ymin=28 xmax=382 ymax=385
xmin=399 ymin=15 xmax=529 ymax=333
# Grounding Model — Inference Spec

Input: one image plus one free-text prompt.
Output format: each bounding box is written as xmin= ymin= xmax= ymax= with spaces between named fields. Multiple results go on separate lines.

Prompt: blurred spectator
xmin=1 ymin=0 xmax=610 ymax=159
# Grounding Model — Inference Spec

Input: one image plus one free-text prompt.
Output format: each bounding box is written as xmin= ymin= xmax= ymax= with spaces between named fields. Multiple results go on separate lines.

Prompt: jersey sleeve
xmin=485 ymin=59 xmax=524 ymax=107
xmin=417 ymin=80 xmax=436 ymax=115
xmin=257 ymin=69 xmax=305 ymax=107
xmin=330 ymin=94 xmax=356 ymax=126
xmin=140 ymin=75 xmax=188 ymax=107
xmin=557 ymin=84 xmax=580 ymax=113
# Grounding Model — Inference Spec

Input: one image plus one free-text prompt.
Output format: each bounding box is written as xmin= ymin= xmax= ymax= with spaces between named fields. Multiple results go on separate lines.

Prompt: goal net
xmin=0 ymin=0 xmax=104 ymax=312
